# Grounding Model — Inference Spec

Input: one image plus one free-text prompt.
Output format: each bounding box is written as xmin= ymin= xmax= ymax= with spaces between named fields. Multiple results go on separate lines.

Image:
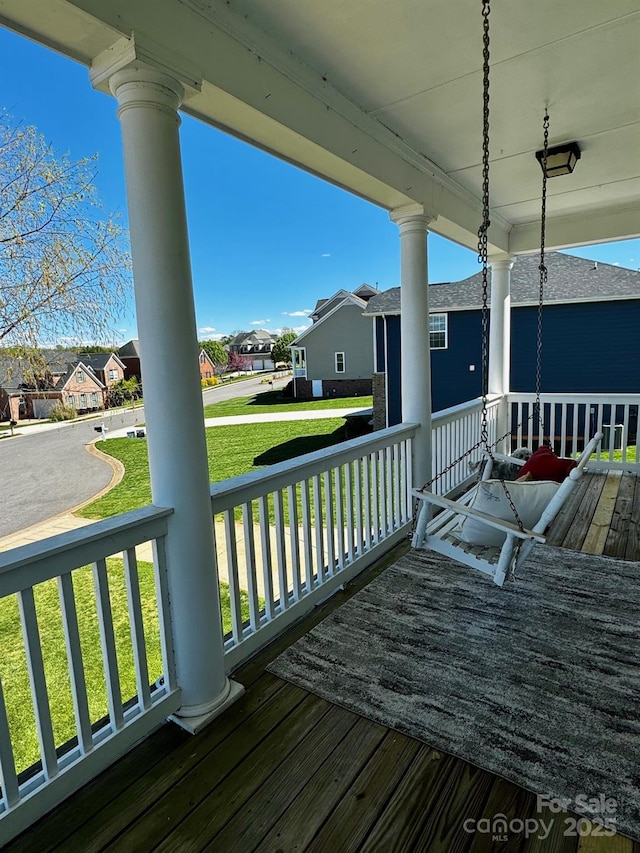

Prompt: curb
xmin=79 ymin=440 xmax=126 ymax=511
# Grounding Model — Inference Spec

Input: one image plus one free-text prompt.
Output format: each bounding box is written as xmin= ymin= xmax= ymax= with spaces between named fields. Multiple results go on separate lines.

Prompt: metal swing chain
xmin=476 ymin=0 xmax=524 ymax=539
xmin=408 ymin=0 xmax=493 ymax=539
xmin=535 ymin=111 xmax=550 ymax=440
xmin=478 ymin=0 xmax=492 ymax=454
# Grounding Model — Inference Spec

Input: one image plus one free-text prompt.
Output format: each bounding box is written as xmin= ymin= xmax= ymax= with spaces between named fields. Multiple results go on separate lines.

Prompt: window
xmin=108 ymin=368 xmax=119 ymax=380
xmin=68 ymin=394 xmax=75 ymax=406
xmin=429 ymin=314 xmax=448 ymax=349
xmin=76 ymin=370 xmax=85 ymax=383
xmin=91 ymin=392 xmax=99 ymax=407
xmin=200 ymin=353 xmax=206 ymax=364
xmin=79 ymin=393 xmax=87 ymax=408
xmin=335 ymin=352 xmax=345 ymax=373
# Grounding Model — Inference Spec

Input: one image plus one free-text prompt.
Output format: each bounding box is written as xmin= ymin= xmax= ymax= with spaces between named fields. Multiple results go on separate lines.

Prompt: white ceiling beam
xmin=509 ymin=204 xmax=640 ymax=255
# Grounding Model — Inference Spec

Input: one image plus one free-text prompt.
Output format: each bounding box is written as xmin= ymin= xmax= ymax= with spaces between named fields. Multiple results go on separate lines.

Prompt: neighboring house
xmin=228 ymin=330 xmax=277 ymax=371
xmin=198 ymin=348 xmax=217 ymax=380
xmin=118 ymin=339 xmax=142 ymax=381
xmin=365 ymin=253 xmax=640 ymax=430
xmin=0 ymin=352 xmax=106 ymax=421
xmin=290 ymin=283 xmax=380 ymax=399
xmin=80 ymin=352 xmax=127 ymax=390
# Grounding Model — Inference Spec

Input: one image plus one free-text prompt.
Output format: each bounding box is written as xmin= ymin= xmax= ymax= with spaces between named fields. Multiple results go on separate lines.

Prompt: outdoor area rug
xmin=267 ymin=545 xmax=640 ymax=840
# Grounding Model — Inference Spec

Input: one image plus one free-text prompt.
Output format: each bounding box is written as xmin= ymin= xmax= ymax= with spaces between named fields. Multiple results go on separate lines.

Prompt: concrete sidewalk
xmin=0 ymin=510 xmax=322 ymax=601
xmin=105 ymin=407 xmax=368 ymax=439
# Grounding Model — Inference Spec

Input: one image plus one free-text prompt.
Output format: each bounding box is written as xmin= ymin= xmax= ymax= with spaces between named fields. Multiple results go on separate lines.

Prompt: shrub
xmin=49 ymin=403 xmax=77 ymax=422
xmin=201 ymin=377 xmax=219 ymax=388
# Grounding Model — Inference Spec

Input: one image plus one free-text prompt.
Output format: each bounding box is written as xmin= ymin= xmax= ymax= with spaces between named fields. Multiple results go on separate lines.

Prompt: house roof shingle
xmin=364 ymin=252 xmax=640 ymax=316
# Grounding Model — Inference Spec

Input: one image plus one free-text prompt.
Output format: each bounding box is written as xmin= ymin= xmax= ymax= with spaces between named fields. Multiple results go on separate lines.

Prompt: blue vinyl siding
xmin=386 ymin=316 xmax=402 ymax=426
xmin=375 ymin=317 xmax=385 ymax=372
xmin=511 ymin=301 xmax=640 ymax=393
xmin=381 ymin=298 xmax=639 ymax=428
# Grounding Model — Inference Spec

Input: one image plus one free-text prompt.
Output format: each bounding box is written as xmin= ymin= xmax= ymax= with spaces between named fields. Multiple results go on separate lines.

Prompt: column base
xmin=168 ymin=678 xmax=245 ymax=734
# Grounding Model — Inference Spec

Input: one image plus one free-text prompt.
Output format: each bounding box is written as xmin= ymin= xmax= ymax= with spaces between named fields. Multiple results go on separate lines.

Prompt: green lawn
xmin=203 ymin=389 xmax=372 ymax=418
xmin=79 ymin=418 xmax=347 ymax=519
xmin=0 ymin=559 xmax=249 ymax=774
xmin=2 ymin=417 xmax=348 ymax=774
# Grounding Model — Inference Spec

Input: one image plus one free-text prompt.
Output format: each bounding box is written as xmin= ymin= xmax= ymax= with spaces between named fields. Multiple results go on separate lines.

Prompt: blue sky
xmin=2 ymin=25 xmax=638 ymax=344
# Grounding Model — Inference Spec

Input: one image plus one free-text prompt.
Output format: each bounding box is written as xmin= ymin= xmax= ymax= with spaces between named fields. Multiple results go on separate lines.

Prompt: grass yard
xmin=1 ymin=417 xmax=348 ymax=774
xmin=0 ymin=559 xmax=250 ymax=775
xmin=203 ymin=389 xmax=372 ymax=418
xmin=79 ymin=418 xmax=347 ymax=519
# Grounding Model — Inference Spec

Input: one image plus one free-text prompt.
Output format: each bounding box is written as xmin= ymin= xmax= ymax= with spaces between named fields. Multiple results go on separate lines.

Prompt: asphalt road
xmin=0 ymin=375 xmax=289 ymax=538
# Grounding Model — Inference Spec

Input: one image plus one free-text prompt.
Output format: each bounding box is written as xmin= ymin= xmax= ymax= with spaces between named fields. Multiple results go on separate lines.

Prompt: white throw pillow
xmin=457 ymin=479 xmax=560 ymax=547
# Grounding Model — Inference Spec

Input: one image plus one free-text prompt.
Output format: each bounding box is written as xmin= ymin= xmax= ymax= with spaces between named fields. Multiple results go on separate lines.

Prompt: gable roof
xmin=118 ymin=339 xmax=141 ymax=358
xmin=59 ymin=361 xmax=106 ymax=391
xmin=230 ymin=330 xmax=276 ymax=347
xmin=310 ymin=290 xmax=354 ymax=322
xmin=364 ymin=253 xmax=640 ymax=316
xmin=80 ymin=352 xmax=126 ymax=373
xmin=293 ymin=294 xmax=368 ymax=344
xmin=353 ymin=283 xmax=380 ymax=302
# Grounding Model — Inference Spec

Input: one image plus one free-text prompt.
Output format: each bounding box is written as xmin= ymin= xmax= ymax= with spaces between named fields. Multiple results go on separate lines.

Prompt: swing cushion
xmin=457 ymin=479 xmax=560 ymax=547
xmin=516 ymin=446 xmax=577 ymax=483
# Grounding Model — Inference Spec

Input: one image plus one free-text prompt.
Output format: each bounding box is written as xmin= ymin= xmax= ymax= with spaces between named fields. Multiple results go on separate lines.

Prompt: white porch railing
xmin=429 ymin=394 xmax=502 ymax=496
xmin=211 ymin=423 xmax=417 ymax=670
xmin=508 ymin=393 xmax=640 ymax=471
xmin=2 ymin=390 xmax=636 ymax=841
xmin=0 ymin=507 xmax=179 ymax=844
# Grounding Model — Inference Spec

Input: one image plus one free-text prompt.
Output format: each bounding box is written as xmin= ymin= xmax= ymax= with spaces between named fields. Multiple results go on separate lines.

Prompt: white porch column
xmin=390 ymin=205 xmax=434 ymax=488
xmin=489 ymin=256 xmax=514 ymax=451
xmin=107 ymin=67 xmax=242 ymax=730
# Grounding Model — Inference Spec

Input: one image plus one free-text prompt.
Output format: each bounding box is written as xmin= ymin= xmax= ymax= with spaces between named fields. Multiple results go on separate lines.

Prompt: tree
xmin=271 ymin=332 xmax=298 ymax=366
xmin=227 ymin=351 xmax=252 ymax=373
xmin=107 ymin=376 xmax=141 ymax=407
xmin=199 ymin=339 xmax=228 ymax=370
xmin=0 ymin=117 xmax=131 ymax=361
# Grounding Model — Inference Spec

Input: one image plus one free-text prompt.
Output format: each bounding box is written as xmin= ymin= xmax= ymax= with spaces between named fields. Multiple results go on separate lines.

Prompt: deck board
xmin=604 ymin=473 xmax=637 ymax=558
xmin=8 ymin=474 xmax=638 ymax=853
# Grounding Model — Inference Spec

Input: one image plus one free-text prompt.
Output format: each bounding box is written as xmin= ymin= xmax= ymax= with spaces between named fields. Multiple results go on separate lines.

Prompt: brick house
xmin=198 ymin=349 xmax=217 ymax=380
xmin=0 ymin=352 xmax=107 ymax=420
xmin=81 ymin=352 xmax=127 ymax=391
xmin=118 ymin=339 xmax=142 ymax=381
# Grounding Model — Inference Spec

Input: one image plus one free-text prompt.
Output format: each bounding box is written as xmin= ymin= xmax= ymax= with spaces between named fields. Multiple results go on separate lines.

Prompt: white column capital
xmin=490 ymin=255 xmax=515 ymax=272
xmin=90 ymin=35 xmax=201 ymax=105
xmin=389 ymin=203 xmax=436 ymax=233
xmin=109 ymin=68 xmax=185 ymax=119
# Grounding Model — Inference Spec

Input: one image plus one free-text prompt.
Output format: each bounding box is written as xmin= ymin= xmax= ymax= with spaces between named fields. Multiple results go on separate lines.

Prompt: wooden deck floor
xmin=8 ymin=472 xmax=640 ymax=853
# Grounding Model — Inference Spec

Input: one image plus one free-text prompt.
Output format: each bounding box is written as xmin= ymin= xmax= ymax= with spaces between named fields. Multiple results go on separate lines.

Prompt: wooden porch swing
xmin=411 ymin=1 xmax=602 ymax=586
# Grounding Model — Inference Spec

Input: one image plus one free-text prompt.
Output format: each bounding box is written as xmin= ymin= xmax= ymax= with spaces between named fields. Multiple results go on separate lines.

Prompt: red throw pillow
xmin=517 ymin=446 xmax=578 ymax=483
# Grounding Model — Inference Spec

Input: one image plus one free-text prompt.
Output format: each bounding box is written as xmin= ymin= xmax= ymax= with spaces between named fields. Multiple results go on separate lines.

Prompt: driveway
xmin=0 ymin=375 xmax=290 ymax=539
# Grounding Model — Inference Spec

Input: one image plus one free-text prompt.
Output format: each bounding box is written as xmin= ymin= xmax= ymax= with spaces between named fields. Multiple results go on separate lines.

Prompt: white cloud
xmin=291 ymin=324 xmax=311 ymax=333
xmin=282 ymin=309 xmax=312 ymax=317
xmin=198 ymin=326 xmax=217 ymax=334
xmin=321 ymin=253 xmax=331 ymax=258
xmin=250 ymin=319 xmax=270 ymax=325
xmin=613 ymin=262 xmax=620 ymax=266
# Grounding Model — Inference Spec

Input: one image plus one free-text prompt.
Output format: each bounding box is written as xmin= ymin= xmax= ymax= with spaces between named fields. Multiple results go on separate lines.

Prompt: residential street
xmin=0 ymin=375 xmax=290 ymax=538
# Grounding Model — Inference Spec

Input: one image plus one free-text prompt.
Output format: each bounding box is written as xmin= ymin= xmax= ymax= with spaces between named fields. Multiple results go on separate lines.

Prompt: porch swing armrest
xmin=411 ymin=490 xmax=546 ymax=542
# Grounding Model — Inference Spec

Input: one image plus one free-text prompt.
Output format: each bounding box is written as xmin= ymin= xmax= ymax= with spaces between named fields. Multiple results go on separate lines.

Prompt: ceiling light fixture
xmin=535 ymin=141 xmax=581 ymax=177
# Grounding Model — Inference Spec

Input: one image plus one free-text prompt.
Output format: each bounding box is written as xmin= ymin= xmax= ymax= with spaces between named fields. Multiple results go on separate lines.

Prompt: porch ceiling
xmin=2 ymin=0 xmax=639 ymax=254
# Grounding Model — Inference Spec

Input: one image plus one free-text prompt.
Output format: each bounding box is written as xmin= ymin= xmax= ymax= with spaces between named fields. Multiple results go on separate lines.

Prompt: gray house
xmin=290 ymin=284 xmax=379 ymax=399
xmin=228 ymin=330 xmax=277 ymax=371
